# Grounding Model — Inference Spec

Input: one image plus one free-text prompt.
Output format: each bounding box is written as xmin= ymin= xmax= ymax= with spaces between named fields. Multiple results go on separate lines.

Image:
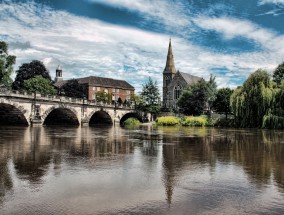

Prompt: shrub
xmin=155 ymin=116 xmax=179 ymax=126
xmin=180 ymin=116 xmax=207 ymax=127
xmin=123 ymin=118 xmax=140 ymax=127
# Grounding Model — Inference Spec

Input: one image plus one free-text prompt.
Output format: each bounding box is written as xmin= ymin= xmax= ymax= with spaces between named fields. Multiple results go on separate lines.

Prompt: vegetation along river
xmin=0 ymin=125 xmax=284 ymax=214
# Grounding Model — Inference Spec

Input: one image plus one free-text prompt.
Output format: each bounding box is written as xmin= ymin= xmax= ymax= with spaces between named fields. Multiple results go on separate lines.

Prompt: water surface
xmin=0 ymin=126 xmax=284 ymax=214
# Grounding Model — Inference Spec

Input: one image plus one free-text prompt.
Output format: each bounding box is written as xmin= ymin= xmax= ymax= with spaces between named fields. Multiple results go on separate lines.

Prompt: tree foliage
xmin=177 ymin=79 xmax=208 ymax=115
xmin=12 ymin=60 xmax=52 ymax=90
xmin=213 ymin=88 xmax=234 ymax=118
xmin=96 ymin=91 xmax=112 ymax=103
xmin=0 ymin=41 xmax=16 ymax=88
xmin=177 ymin=75 xmax=217 ymax=116
xmin=60 ymin=79 xmax=86 ymax=98
xmin=230 ymin=69 xmax=284 ymax=128
xmin=273 ymin=62 xmax=284 ymax=85
xmin=24 ymin=75 xmax=56 ymax=95
xmin=140 ymin=77 xmax=161 ymax=115
xmin=206 ymin=74 xmax=217 ymax=113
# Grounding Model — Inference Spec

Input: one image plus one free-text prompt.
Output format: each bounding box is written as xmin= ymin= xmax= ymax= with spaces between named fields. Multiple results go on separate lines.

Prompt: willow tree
xmin=230 ymin=69 xmax=275 ymax=128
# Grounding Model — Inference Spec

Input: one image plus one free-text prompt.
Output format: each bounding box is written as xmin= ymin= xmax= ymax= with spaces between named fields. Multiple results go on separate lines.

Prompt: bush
xmin=123 ymin=118 xmax=140 ymax=127
xmin=155 ymin=116 xmax=179 ymax=126
xmin=180 ymin=116 xmax=207 ymax=127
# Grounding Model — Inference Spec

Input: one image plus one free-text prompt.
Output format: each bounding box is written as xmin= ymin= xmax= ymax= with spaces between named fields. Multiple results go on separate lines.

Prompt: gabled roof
xmin=54 ymin=76 xmax=135 ymax=90
xmin=179 ymin=72 xmax=202 ymax=84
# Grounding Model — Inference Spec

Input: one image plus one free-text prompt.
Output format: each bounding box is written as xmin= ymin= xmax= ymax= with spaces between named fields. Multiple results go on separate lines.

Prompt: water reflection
xmin=0 ymin=126 xmax=283 ymax=214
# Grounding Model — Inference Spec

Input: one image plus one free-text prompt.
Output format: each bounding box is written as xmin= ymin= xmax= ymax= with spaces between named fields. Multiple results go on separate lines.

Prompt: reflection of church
xmin=163 ymin=40 xmax=202 ymax=110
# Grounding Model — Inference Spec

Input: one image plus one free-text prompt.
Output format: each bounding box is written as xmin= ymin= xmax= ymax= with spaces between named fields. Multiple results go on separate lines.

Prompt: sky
xmin=1 ymin=0 xmax=284 ymax=92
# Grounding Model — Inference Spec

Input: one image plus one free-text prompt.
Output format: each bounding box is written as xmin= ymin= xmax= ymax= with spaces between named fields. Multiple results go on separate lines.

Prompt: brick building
xmin=54 ymin=66 xmax=135 ymax=102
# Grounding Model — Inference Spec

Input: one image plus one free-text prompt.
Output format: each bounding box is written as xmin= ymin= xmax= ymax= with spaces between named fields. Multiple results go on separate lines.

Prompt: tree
xmin=140 ymin=77 xmax=161 ymax=119
xmin=12 ymin=60 xmax=52 ymax=90
xmin=230 ymin=69 xmax=275 ymax=128
xmin=96 ymin=91 xmax=112 ymax=103
xmin=0 ymin=41 xmax=16 ymax=88
xmin=213 ymin=88 xmax=234 ymax=118
xmin=177 ymin=79 xmax=208 ymax=115
xmin=206 ymin=74 xmax=217 ymax=115
xmin=117 ymin=97 xmax=123 ymax=104
xmin=60 ymin=79 xmax=86 ymax=98
xmin=273 ymin=62 xmax=284 ymax=85
xmin=24 ymin=75 xmax=56 ymax=95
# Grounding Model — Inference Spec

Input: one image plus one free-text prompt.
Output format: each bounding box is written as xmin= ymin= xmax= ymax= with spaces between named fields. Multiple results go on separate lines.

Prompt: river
xmin=0 ymin=125 xmax=283 ymax=214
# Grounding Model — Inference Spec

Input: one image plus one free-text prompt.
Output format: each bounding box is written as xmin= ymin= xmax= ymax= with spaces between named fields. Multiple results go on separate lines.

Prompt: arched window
xmin=174 ymin=85 xmax=182 ymax=100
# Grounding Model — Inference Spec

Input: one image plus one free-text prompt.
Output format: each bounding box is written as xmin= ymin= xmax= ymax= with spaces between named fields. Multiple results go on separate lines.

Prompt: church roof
xmin=179 ymin=71 xmax=202 ymax=84
xmin=54 ymin=76 xmax=135 ymax=90
xmin=163 ymin=39 xmax=176 ymax=74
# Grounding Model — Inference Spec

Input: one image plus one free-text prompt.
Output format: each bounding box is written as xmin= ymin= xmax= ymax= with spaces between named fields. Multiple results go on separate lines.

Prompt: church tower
xmin=163 ymin=39 xmax=176 ymax=107
xmin=55 ymin=65 xmax=63 ymax=82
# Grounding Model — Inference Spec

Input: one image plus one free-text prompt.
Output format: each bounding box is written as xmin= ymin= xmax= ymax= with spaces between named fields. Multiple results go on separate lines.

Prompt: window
xmin=174 ymin=85 xmax=182 ymax=100
xmin=112 ymin=88 xmax=115 ymax=92
xmin=97 ymin=87 xmax=100 ymax=91
xmin=116 ymin=89 xmax=120 ymax=93
xmin=104 ymin=89 xmax=108 ymax=93
xmin=93 ymin=87 xmax=96 ymax=90
xmin=126 ymin=90 xmax=130 ymax=94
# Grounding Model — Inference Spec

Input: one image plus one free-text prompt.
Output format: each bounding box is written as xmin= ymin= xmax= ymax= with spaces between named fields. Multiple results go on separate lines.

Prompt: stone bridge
xmin=0 ymin=89 xmax=148 ymax=126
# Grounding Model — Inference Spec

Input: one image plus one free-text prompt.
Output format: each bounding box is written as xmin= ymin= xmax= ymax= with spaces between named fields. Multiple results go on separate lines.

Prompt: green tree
xmin=12 ymin=60 xmax=52 ymax=90
xmin=96 ymin=91 xmax=111 ymax=103
xmin=206 ymin=74 xmax=217 ymax=116
xmin=0 ymin=41 xmax=16 ymax=88
xmin=60 ymin=79 xmax=86 ymax=98
xmin=140 ymin=77 xmax=161 ymax=119
xmin=177 ymin=79 xmax=208 ymax=115
xmin=24 ymin=75 xmax=56 ymax=95
xmin=117 ymin=97 xmax=123 ymax=104
xmin=273 ymin=62 xmax=284 ymax=85
xmin=213 ymin=88 xmax=234 ymax=118
xmin=230 ymin=69 xmax=275 ymax=128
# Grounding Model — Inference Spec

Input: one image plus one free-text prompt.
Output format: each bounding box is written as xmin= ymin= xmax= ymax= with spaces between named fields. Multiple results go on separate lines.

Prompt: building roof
xmin=54 ymin=76 xmax=135 ymax=90
xmin=163 ymin=39 xmax=176 ymax=74
xmin=179 ymin=71 xmax=202 ymax=84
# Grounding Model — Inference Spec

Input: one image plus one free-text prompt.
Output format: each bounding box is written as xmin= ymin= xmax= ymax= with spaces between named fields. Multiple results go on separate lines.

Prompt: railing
xmin=0 ymin=88 xmax=135 ymax=109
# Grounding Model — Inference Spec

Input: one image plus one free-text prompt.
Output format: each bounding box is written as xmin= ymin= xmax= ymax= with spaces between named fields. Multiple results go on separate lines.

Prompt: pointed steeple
xmin=163 ymin=38 xmax=176 ymax=74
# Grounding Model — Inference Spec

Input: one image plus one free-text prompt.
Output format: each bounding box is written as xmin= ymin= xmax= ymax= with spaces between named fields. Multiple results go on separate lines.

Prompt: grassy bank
xmin=155 ymin=116 xmax=233 ymax=127
xmin=123 ymin=117 xmax=141 ymax=127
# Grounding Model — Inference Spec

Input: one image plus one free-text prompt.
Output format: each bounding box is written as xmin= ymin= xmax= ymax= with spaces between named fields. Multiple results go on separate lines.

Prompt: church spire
xmin=164 ymin=38 xmax=176 ymax=74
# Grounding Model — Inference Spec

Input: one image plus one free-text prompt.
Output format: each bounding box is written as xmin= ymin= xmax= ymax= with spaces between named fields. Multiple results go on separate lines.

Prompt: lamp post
xmin=32 ymin=91 xmax=42 ymax=125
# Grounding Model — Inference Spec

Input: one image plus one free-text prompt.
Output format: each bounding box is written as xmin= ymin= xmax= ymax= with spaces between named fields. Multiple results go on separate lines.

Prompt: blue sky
xmin=1 ymin=0 xmax=284 ymax=92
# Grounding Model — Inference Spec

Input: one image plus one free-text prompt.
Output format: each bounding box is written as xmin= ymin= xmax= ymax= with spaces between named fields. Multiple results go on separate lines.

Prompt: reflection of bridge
xmin=0 ymin=89 xmax=146 ymax=126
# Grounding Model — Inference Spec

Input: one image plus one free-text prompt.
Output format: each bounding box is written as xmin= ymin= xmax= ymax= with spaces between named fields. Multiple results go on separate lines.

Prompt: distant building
xmin=163 ymin=39 xmax=202 ymax=110
xmin=54 ymin=66 xmax=135 ymax=102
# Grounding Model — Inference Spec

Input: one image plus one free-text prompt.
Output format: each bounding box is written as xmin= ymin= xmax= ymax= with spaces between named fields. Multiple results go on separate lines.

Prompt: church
xmin=163 ymin=40 xmax=202 ymax=110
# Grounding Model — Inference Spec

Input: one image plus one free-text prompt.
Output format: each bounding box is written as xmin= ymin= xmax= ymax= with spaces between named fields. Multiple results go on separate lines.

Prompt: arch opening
xmin=43 ymin=108 xmax=79 ymax=126
xmin=89 ymin=111 xmax=112 ymax=126
xmin=0 ymin=103 xmax=28 ymax=126
xmin=120 ymin=112 xmax=143 ymax=125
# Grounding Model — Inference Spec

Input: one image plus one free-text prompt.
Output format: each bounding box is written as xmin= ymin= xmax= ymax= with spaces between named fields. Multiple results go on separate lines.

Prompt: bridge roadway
xmin=0 ymin=89 xmax=145 ymax=126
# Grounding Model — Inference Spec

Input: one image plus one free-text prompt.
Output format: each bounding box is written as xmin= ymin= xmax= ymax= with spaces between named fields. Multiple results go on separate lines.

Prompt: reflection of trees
xmin=0 ymin=158 xmax=13 ymax=204
xmin=13 ymin=127 xmax=51 ymax=183
xmin=160 ymin=128 xmax=284 ymax=198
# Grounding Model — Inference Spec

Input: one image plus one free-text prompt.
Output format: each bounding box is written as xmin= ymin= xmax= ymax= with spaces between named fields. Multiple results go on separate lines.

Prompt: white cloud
xmin=87 ymin=0 xmax=191 ymax=30
xmin=1 ymin=0 xmax=284 ymax=93
xmin=259 ymin=0 xmax=284 ymax=5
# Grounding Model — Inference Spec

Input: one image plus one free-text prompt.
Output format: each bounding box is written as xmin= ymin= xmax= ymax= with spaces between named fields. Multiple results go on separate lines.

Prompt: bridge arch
xmin=42 ymin=106 xmax=79 ymax=126
xmin=120 ymin=112 xmax=143 ymax=125
xmin=0 ymin=103 xmax=29 ymax=126
xmin=88 ymin=110 xmax=113 ymax=125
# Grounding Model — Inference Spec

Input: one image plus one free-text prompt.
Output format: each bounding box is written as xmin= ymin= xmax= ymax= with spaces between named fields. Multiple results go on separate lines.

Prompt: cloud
xmin=87 ymin=0 xmax=192 ymax=31
xmin=1 ymin=0 xmax=284 ymax=93
xmin=194 ymin=16 xmax=284 ymax=50
xmin=259 ymin=0 xmax=284 ymax=5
